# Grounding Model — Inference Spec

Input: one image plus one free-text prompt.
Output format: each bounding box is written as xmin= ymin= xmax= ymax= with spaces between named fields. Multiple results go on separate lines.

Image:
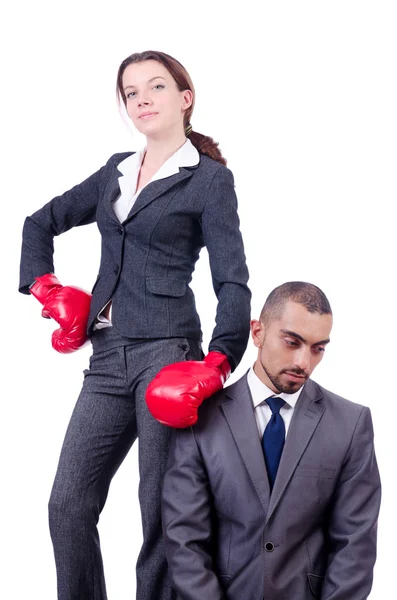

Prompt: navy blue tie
xmin=262 ymin=397 xmax=286 ymax=489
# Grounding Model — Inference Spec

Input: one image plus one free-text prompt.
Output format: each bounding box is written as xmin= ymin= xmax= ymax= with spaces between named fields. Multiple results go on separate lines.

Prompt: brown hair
xmin=260 ymin=282 xmax=332 ymax=327
xmin=116 ymin=50 xmax=226 ymax=166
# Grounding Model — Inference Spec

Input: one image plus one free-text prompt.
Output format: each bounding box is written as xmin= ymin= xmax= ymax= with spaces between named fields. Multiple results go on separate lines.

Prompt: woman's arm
xmin=201 ymin=165 xmax=251 ymax=371
xmin=145 ymin=164 xmax=251 ymax=428
xmin=19 ymin=157 xmax=118 ymax=294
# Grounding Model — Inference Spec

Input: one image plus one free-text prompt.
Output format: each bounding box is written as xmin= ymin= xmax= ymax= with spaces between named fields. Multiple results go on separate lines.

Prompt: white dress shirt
xmin=95 ymin=139 xmax=200 ymax=328
xmin=247 ymin=366 xmax=304 ymax=440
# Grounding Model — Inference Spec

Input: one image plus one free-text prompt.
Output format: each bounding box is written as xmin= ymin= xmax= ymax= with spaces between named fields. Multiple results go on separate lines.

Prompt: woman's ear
xmin=181 ymin=89 xmax=193 ymax=110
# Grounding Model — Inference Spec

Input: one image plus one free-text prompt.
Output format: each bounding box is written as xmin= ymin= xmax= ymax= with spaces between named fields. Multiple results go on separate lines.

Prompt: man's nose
xmin=293 ymin=347 xmax=311 ymax=372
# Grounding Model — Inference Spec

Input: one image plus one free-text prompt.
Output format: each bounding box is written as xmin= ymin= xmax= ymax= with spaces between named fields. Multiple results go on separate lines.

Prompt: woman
xmin=19 ymin=50 xmax=251 ymax=600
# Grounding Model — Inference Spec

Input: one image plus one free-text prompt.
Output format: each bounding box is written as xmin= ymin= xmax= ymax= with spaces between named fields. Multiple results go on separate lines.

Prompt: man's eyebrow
xmin=281 ymin=329 xmax=306 ymax=343
xmin=280 ymin=329 xmax=330 ymax=346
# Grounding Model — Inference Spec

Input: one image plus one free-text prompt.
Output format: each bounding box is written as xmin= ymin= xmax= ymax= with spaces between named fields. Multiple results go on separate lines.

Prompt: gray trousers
xmin=48 ymin=327 xmax=202 ymax=600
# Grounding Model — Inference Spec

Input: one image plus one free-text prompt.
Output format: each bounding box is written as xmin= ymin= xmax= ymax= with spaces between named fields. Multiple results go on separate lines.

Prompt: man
xmin=162 ymin=281 xmax=381 ymax=600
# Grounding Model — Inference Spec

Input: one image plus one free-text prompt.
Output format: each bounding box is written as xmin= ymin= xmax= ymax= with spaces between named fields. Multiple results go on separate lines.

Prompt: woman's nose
xmin=137 ymin=94 xmax=150 ymax=107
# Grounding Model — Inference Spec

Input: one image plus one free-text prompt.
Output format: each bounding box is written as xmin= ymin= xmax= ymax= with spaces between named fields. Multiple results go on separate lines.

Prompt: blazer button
xmin=265 ymin=542 xmax=275 ymax=552
xmin=117 ymin=227 xmax=124 ymax=235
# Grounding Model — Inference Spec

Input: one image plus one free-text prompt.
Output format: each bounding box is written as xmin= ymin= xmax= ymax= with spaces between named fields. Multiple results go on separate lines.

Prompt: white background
xmin=1 ymin=1 xmax=396 ymax=598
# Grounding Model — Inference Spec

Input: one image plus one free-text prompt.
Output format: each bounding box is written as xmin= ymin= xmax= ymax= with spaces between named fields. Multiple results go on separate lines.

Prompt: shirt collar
xmin=247 ymin=366 xmax=304 ymax=410
xmin=116 ymin=138 xmax=199 ymax=178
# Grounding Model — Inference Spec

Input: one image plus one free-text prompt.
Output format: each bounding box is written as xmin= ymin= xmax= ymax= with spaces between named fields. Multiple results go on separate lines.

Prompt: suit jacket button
xmin=265 ymin=542 xmax=275 ymax=552
xmin=117 ymin=227 xmax=124 ymax=235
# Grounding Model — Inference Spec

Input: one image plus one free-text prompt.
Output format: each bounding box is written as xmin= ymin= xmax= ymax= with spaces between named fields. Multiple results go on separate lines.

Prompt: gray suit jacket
xmin=162 ymin=374 xmax=381 ymax=600
xmin=19 ymin=153 xmax=251 ymax=369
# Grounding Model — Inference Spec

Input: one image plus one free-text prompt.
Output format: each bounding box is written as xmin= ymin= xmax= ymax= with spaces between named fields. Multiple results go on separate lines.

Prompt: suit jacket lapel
xmin=221 ymin=374 xmax=271 ymax=514
xmin=126 ymin=168 xmax=194 ymax=220
xmin=265 ymin=379 xmax=325 ymax=523
xmin=103 ymin=169 xmax=123 ymax=223
xmin=102 ymin=167 xmax=195 ymax=223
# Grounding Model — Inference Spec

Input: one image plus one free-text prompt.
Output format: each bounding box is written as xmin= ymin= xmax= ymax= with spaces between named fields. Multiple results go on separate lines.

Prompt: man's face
xmin=251 ymin=301 xmax=333 ymax=394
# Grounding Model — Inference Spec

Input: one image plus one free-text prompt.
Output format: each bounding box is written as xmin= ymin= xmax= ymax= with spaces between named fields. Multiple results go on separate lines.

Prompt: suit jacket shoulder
xmin=195 ymin=375 xmax=370 ymax=435
xmin=105 ymin=151 xmax=135 ymax=168
xmin=195 ymin=154 xmax=236 ymax=186
xmin=309 ymin=379 xmax=369 ymax=413
xmin=193 ymin=374 xmax=249 ymax=432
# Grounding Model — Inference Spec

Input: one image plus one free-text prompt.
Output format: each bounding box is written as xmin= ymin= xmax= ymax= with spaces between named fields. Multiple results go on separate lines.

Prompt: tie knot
xmin=267 ymin=397 xmax=285 ymax=414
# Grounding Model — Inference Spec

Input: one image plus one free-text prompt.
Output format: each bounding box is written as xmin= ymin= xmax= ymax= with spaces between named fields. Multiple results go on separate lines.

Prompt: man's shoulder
xmin=309 ymin=379 xmax=368 ymax=414
xmin=194 ymin=374 xmax=249 ymax=425
xmin=196 ymin=386 xmax=230 ymax=418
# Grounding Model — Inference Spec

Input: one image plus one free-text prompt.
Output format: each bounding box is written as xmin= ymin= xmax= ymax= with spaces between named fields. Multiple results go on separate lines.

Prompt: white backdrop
xmin=1 ymin=1 xmax=396 ymax=598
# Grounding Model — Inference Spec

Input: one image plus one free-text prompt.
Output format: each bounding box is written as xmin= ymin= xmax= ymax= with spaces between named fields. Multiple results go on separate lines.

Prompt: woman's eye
xmin=153 ymin=84 xmax=165 ymax=90
xmin=126 ymin=92 xmax=136 ymax=99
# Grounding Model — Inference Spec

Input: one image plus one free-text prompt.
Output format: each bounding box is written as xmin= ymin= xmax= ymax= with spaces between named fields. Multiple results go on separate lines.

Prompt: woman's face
xmin=122 ymin=60 xmax=192 ymax=138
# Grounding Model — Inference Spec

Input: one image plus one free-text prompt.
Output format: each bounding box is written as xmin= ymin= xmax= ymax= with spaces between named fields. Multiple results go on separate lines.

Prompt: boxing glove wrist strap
xmin=204 ymin=351 xmax=231 ymax=381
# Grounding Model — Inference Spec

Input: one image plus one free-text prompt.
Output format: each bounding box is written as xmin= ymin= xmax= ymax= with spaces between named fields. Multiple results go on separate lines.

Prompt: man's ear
xmin=250 ymin=319 xmax=265 ymax=349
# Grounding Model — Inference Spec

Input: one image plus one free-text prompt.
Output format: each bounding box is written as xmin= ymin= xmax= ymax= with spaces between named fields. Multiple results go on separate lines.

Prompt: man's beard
xmin=259 ymin=357 xmax=307 ymax=394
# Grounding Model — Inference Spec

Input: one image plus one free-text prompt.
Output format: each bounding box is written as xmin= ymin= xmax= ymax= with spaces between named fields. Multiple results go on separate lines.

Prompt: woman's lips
xmin=139 ymin=112 xmax=158 ymax=119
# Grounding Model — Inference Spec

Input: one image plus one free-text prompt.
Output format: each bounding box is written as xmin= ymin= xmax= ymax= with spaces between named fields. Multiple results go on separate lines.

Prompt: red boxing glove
xmin=145 ymin=351 xmax=231 ymax=428
xmin=30 ymin=273 xmax=92 ymax=354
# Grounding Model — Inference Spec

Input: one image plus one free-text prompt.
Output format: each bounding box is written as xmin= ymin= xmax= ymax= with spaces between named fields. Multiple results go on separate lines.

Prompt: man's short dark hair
xmin=260 ymin=282 xmax=332 ymax=326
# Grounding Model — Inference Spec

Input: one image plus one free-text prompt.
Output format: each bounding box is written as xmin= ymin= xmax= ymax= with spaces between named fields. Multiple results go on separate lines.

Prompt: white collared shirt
xmin=247 ymin=366 xmax=304 ymax=440
xmin=113 ymin=138 xmax=199 ymax=223
xmin=95 ymin=138 xmax=200 ymax=328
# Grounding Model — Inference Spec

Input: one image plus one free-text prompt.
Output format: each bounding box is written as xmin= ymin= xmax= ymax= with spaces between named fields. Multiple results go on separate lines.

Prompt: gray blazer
xmin=162 ymin=374 xmax=381 ymax=600
xmin=19 ymin=153 xmax=251 ymax=369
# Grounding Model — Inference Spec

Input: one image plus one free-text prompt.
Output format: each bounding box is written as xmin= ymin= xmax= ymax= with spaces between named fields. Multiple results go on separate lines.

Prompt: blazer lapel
xmin=125 ymin=168 xmax=195 ymax=221
xmin=221 ymin=374 xmax=271 ymax=514
xmin=102 ymin=166 xmax=195 ymax=224
xmin=103 ymin=169 xmax=124 ymax=223
xmin=265 ymin=379 xmax=325 ymax=523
